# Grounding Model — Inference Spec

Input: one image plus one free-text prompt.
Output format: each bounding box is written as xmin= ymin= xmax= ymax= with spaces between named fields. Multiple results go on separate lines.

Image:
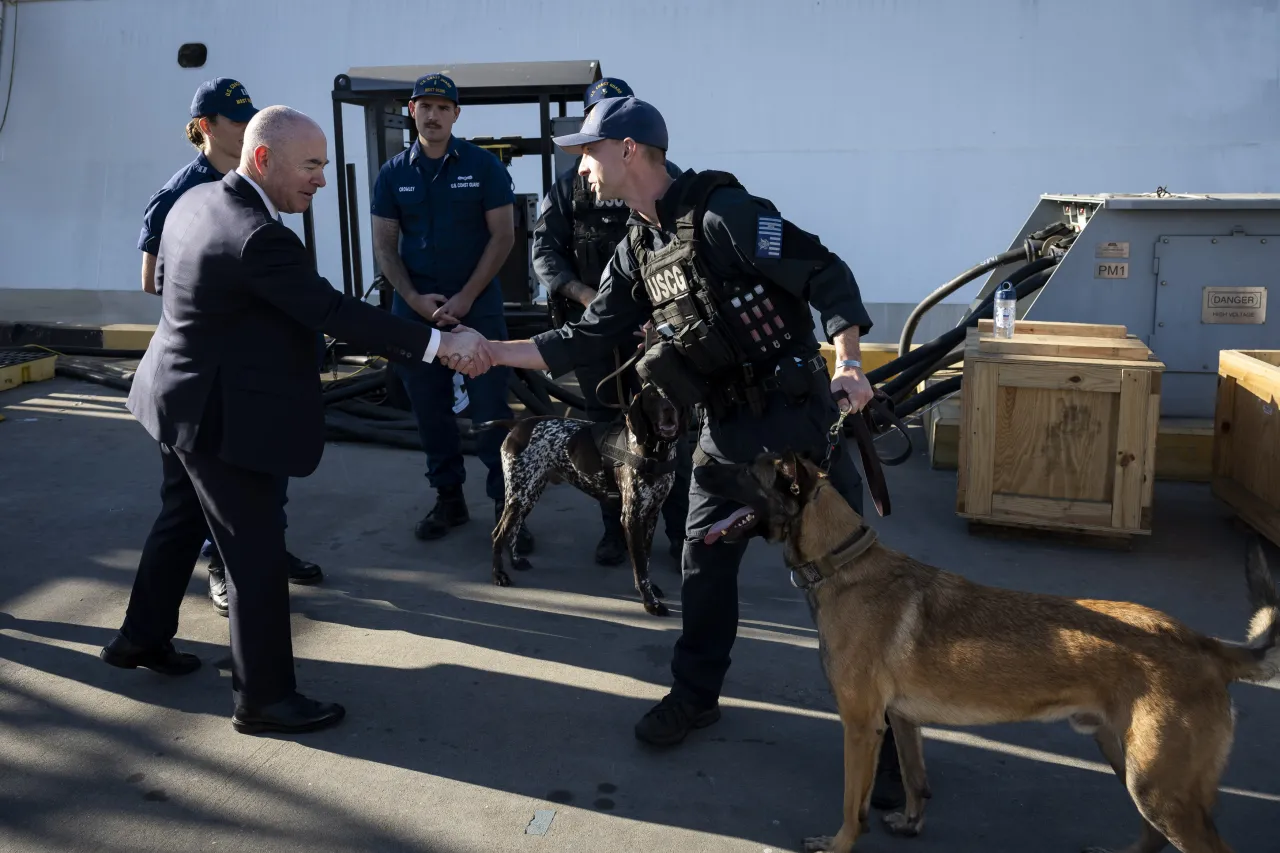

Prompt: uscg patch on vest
xmin=756 ymin=215 xmax=783 ymax=259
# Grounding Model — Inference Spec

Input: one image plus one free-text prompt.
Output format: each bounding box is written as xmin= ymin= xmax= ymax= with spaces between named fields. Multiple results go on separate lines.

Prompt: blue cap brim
xmin=221 ymin=103 xmax=259 ymax=123
xmin=552 ymin=131 xmax=605 ymax=150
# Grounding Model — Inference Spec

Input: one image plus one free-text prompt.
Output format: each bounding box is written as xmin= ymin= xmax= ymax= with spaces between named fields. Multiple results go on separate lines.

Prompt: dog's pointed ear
xmin=794 ymin=453 xmax=822 ymax=495
xmin=777 ymin=450 xmax=801 ymax=496
xmin=626 ymin=390 xmax=653 ymax=447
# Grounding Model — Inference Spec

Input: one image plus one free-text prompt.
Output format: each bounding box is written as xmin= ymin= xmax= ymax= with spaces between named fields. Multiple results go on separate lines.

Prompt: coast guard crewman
xmin=370 ymin=73 xmax=533 ymax=553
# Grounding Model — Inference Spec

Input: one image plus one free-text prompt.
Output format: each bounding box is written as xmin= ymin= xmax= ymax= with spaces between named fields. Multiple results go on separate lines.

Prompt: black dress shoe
xmin=287 ymin=552 xmax=323 ymax=586
xmin=100 ymin=634 xmax=201 ymax=676
xmin=232 ymin=692 xmax=346 ymax=735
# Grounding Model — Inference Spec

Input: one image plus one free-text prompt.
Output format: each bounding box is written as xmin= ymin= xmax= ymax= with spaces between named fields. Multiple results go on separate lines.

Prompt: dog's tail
xmin=473 ymin=419 xmax=518 ymax=432
xmin=1224 ymin=536 xmax=1280 ymax=684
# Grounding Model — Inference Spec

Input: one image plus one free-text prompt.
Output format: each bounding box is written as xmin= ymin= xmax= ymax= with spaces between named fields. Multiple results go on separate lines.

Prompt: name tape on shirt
xmin=756 ymin=214 xmax=783 ymax=259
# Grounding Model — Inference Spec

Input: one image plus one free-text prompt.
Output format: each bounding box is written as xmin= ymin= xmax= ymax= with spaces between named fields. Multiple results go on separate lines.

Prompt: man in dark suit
xmin=101 ymin=105 xmax=489 ymax=735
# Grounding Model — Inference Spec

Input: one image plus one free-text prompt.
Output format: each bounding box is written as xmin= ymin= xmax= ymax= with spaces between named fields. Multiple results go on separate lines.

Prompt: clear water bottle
xmin=993 ymin=281 xmax=1017 ymax=339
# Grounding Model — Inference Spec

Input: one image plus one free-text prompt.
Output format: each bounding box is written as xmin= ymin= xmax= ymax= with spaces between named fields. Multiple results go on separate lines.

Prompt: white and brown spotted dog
xmin=476 ymin=384 xmax=685 ymax=616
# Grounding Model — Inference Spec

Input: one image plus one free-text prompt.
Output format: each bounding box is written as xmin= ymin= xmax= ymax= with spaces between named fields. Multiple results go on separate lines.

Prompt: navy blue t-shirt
xmin=371 ymin=136 xmax=515 ymax=319
xmin=137 ymin=152 xmax=223 ymax=254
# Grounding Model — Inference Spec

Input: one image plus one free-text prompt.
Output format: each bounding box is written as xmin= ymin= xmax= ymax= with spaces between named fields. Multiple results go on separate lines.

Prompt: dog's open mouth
xmin=658 ymin=422 xmax=680 ymax=439
xmin=704 ymin=505 xmax=758 ymax=545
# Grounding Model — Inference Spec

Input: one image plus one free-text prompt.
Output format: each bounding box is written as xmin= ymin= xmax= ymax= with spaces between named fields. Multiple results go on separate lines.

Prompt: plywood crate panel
xmin=1212 ymin=350 xmax=1280 ymax=547
xmin=957 ymin=323 xmax=1163 ymax=538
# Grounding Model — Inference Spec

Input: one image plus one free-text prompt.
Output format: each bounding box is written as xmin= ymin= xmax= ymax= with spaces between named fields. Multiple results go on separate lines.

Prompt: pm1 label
xmin=1201 ymin=286 xmax=1267 ymax=324
xmin=1095 ymin=262 xmax=1129 ymax=279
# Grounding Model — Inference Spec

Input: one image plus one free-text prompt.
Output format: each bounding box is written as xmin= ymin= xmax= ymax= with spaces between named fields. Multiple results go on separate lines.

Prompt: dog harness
xmin=590 ymin=421 xmax=678 ymax=502
xmin=789 ymin=524 xmax=879 ymax=591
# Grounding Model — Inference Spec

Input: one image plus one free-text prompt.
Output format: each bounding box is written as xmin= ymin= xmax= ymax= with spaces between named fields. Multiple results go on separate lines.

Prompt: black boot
xmin=286 ymin=551 xmax=324 ymax=585
xmin=595 ymin=507 xmax=627 ymax=566
xmin=634 ymin=693 xmax=721 ymax=747
xmin=414 ymin=486 xmax=469 ymax=540
xmin=871 ymin=720 xmax=906 ymax=810
xmin=496 ymin=501 xmax=535 ymax=556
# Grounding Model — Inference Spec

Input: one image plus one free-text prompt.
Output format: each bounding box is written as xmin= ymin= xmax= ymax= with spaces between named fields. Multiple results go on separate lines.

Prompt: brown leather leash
xmin=823 ymin=388 xmax=911 ymax=518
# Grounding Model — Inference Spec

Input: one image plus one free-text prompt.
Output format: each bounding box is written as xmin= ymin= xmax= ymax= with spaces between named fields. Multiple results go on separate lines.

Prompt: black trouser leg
xmin=120 ymin=443 xmax=211 ymax=648
xmin=670 ymin=380 xmax=864 ymax=706
xmin=175 ymin=447 xmax=297 ymax=705
xmin=661 ymin=432 xmax=693 ymax=543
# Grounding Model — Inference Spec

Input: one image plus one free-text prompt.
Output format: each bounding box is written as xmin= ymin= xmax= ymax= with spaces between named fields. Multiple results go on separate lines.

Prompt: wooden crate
xmin=1212 ymin=350 xmax=1280 ymax=547
xmin=957 ymin=322 xmax=1164 ymax=540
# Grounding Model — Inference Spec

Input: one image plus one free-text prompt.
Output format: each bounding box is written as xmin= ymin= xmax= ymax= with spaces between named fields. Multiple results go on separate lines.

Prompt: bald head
xmin=238 ymin=105 xmax=329 ymax=215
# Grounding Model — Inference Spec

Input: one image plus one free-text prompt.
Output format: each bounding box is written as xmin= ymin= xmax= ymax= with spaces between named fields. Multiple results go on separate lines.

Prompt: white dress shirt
xmin=236 ymin=169 xmax=441 ymax=363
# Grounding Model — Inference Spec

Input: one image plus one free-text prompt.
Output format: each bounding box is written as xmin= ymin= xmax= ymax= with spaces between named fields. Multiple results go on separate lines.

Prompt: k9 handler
xmin=481 ymin=96 xmax=903 ymax=808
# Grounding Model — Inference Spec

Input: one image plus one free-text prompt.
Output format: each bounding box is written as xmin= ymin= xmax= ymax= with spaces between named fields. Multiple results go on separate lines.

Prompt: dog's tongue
xmin=704 ymin=506 xmax=755 ymax=545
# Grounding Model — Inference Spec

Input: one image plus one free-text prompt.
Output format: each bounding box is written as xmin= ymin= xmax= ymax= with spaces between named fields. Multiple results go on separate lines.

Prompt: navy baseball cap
xmin=190 ymin=77 xmax=258 ymax=123
xmin=584 ymin=77 xmax=634 ymax=112
xmin=553 ymin=96 xmax=668 ymax=152
xmin=411 ymin=73 xmax=459 ymax=104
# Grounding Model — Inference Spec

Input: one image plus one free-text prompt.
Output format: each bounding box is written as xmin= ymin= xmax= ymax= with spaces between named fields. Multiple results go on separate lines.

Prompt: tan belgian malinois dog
xmin=694 ymin=450 xmax=1280 ymax=853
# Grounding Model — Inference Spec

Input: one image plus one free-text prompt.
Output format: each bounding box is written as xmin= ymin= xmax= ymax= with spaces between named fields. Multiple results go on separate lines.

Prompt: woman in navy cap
xmin=134 ymin=76 xmax=324 ymax=613
xmin=138 ymin=77 xmax=258 ymax=294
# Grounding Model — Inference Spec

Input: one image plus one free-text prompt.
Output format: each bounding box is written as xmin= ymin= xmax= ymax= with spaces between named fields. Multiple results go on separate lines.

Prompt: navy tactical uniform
xmin=532 ymin=77 xmax=690 ymax=563
xmin=137 ymin=77 xmax=323 ymax=607
xmin=532 ymin=96 xmax=903 ymax=807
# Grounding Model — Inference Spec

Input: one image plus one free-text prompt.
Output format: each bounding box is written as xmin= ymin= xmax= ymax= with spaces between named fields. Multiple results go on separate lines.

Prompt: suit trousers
xmin=122 ymin=442 xmax=296 ymax=705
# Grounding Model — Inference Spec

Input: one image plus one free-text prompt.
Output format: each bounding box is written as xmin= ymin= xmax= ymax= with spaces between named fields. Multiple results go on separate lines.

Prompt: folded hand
xmin=407 ymin=292 xmax=459 ymax=327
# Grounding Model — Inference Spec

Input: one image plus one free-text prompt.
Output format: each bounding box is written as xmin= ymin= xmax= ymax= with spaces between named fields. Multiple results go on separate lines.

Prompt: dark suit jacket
xmin=128 ymin=171 xmax=436 ymax=478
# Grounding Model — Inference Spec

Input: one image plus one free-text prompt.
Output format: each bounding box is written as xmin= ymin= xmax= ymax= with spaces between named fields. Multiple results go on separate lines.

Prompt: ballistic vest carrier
xmin=571 ymin=175 xmax=631 ymax=288
xmin=629 ymin=170 xmax=812 ymax=378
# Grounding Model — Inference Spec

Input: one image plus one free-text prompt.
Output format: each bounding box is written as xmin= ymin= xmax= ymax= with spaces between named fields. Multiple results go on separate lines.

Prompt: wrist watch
xmin=837 ymin=359 xmax=862 ymax=370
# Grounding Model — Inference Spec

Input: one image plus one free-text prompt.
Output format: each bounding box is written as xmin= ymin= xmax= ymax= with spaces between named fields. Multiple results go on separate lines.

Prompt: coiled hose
xmin=895 ymin=221 xmax=1071 ymax=357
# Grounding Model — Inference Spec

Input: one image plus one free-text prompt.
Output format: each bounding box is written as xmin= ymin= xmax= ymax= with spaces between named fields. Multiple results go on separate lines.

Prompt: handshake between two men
xmin=409 ymin=292 xmax=547 ymax=379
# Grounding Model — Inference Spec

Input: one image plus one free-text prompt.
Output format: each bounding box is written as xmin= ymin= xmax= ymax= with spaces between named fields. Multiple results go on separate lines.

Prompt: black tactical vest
xmin=630 ymin=170 xmax=812 ymax=378
xmin=571 ymin=175 xmax=631 ymax=288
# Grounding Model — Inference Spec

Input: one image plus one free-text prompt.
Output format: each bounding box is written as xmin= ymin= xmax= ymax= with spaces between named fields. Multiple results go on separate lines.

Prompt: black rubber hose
xmin=893 ymin=374 xmax=962 ymax=421
xmin=857 ymin=263 xmax=1054 ymax=435
xmin=896 ymin=246 xmax=1029 ymax=357
xmin=520 ymin=368 xmax=588 ymax=412
xmin=329 ymin=398 xmax=410 ymax=421
xmin=882 ymin=346 xmax=966 ymax=402
xmin=323 ymin=409 xmax=480 ymax=450
xmin=328 ymin=402 xmax=419 ymax=430
xmin=54 ymin=361 xmax=133 ymax=392
xmin=867 ymin=256 xmax=1058 ymax=386
xmin=321 ymin=371 xmax=387 ymax=404
xmin=325 ymin=412 xmax=425 ymax=450
xmin=507 ymin=372 xmax=555 ymax=416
